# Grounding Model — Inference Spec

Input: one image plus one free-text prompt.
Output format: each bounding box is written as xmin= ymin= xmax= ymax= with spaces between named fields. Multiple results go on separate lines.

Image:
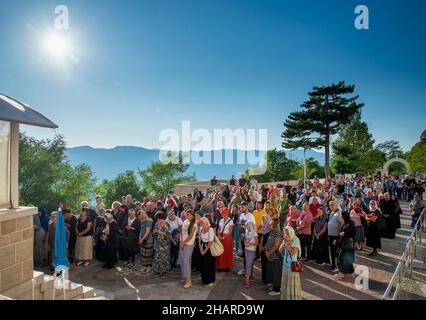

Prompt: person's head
xmin=352 ymin=201 xmax=360 ymax=210
xmin=284 ymin=225 xmax=296 ymax=241
xmin=81 ymin=201 xmax=89 ymax=209
xmin=126 ymin=194 xmax=133 ymax=204
xmin=112 ymin=201 xmax=121 ymax=211
xmin=231 ymin=204 xmax=239 ymax=214
xmin=330 ymin=201 xmax=338 ymax=212
xmin=270 ymin=219 xmax=279 ymax=232
xmin=186 ymin=209 xmax=194 ymax=222
xmin=303 ymin=203 xmax=310 ymax=213
xmin=168 ymin=211 xmax=176 ymax=221
xmin=289 ymin=205 xmax=298 ymax=216
xmin=317 ymin=207 xmax=325 ymax=218
xmin=264 ymin=200 xmax=271 ymax=211
xmin=367 ymin=190 xmax=373 ymax=198
xmin=312 ymin=197 xmax=318 ymax=205
xmin=95 ymin=195 xmax=102 ymax=204
xmin=120 ymin=204 xmax=129 ymax=214
xmin=194 ymin=211 xmax=202 ymax=222
xmin=129 ymin=209 xmax=136 ymax=219
xmin=154 ymin=211 xmax=166 ymax=221
xmin=241 ymin=201 xmax=249 ymax=213
xmin=99 ymin=208 xmax=105 ymax=217
xmin=220 ymin=207 xmax=230 ymax=219
xmin=256 ymin=201 xmax=263 ymax=211
xmin=200 ymin=217 xmax=211 ymax=229
xmin=135 ymin=202 xmax=142 ymax=211
xmin=50 ymin=211 xmax=58 ymax=223
xmin=384 ymin=192 xmax=390 ymax=200
xmin=80 ymin=208 xmax=88 ymax=219
xmin=140 ymin=210 xmax=152 ymax=222
xmin=370 ymin=200 xmax=378 ymax=210
xmin=63 ymin=208 xmax=71 ymax=219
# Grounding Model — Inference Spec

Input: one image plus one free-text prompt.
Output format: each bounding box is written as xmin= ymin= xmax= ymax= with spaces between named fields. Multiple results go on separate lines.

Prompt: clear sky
xmin=1 ymin=0 xmax=425 ymax=151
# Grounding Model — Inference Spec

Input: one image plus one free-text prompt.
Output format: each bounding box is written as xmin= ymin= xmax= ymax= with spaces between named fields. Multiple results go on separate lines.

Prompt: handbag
xmin=291 ymin=258 xmax=304 ymax=273
xmin=210 ymin=234 xmax=224 ymax=257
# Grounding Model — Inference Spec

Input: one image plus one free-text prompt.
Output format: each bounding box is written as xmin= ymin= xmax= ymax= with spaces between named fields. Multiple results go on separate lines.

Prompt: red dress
xmin=216 ymin=219 xmax=234 ymax=270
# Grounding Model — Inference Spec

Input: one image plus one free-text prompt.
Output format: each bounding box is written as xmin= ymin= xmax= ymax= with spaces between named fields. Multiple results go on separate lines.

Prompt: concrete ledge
xmin=0 ymin=207 xmax=37 ymax=223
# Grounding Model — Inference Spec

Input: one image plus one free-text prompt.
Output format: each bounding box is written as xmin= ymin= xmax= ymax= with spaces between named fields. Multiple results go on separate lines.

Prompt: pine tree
xmin=282 ymin=81 xmax=364 ymax=178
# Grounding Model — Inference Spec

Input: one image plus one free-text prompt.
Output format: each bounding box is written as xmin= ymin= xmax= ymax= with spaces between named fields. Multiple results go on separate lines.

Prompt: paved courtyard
xmin=36 ymin=201 xmax=426 ymax=300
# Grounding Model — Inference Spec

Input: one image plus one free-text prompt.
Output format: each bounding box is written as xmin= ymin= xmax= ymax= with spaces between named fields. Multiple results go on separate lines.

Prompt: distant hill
xmin=65 ymin=146 xmax=324 ymax=181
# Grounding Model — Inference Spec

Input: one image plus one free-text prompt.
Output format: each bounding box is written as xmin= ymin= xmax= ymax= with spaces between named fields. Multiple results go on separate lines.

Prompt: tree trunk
xmin=325 ymin=130 xmax=330 ymax=179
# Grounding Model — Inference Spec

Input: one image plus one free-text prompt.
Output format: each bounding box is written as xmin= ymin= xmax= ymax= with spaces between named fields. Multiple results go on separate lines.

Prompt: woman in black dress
xmin=365 ymin=200 xmax=382 ymax=256
xmin=101 ymin=213 xmax=118 ymax=269
xmin=94 ymin=208 xmax=107 ymax=261
xmin=123 ymin=209 xmax=142 ymax=268
xmin=380 ymin=193 xmax=396 ymax=239
xmin=391 ymin=194 xmax=402 ymax=230
xmin=117 ymin=204 xmax=129 ymax=260
xmin=335 ymin=211 xmax=355 ymax=280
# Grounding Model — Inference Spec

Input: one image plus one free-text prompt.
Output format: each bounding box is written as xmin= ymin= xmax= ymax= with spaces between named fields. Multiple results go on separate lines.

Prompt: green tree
xmin=294 ymin=157 xmax=327 ymax=179
xmin=248 ymin=149 xmax=301 ymax=182
xmin=376 ymin=140 xmax=404 ymax=160
xmin=99 ymin=170 xmax=146 ymax=207
xmin=407 ymin=140 xmax=426 ymax=173
xmin=282 ymin=81 xmax=364 ymax=178
xmin=332 ymin=111 xmax=385 ymax=174
xmin=138 ymin=152 xmax=195 ymax=195
xmin=19 ymin=132 xmax=97 ymax=213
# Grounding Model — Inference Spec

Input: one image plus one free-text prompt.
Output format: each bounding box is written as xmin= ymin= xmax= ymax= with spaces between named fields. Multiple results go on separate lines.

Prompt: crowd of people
xmin=33 ymin=173 xmax=425 ymax=300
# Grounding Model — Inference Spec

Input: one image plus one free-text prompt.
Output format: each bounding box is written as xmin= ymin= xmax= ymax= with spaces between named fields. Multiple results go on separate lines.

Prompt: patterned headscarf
xmin=284 ymin=225 xmax=301 ymax=257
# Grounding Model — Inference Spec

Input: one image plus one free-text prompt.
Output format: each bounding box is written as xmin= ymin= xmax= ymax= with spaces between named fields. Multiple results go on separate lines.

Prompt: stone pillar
xmin=0 ymin=207 xmax=36 ymax=293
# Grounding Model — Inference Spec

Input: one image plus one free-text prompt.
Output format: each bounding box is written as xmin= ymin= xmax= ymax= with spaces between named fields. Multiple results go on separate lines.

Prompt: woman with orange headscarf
xmin=217 ymin=207 xmax=234 ymax=271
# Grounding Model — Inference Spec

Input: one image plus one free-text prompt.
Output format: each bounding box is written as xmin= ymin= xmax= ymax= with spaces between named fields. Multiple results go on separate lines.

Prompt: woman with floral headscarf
xmin=279 ymin=226 xmax=302 ymax=300
xmin=216 ymin=207 xmax=234 ymax=271
xmin=101 ymin=212 xmax=118 ymax=269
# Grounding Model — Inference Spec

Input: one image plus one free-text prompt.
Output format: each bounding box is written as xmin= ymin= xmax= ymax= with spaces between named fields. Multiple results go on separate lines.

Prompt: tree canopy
xmin=282 ymin=81 xmax=364 ymax=178
xmin=19 ymin=132 xmax=97 ymax=213
xmin=407 ymin=140 xmax=426 ymax=173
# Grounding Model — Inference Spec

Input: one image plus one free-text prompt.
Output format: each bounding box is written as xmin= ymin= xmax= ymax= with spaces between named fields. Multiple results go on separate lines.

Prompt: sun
xmin=43 ymin=32 xmax=70 ymax=59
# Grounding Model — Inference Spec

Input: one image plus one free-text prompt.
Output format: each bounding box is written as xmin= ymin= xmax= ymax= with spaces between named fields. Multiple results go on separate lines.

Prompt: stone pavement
xmin=37 ymin=201 xmax=426 ymax=300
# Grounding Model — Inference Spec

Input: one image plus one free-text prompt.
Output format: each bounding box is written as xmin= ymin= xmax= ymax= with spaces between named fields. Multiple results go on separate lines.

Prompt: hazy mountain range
xmin=65 ymin=146 xmax=325 ymax=181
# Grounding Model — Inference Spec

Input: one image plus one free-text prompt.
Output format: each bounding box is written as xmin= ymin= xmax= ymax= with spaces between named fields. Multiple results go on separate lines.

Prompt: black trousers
xmin=260 ymin=232 xmax=270 ymax=283
xmin=299 ymin=234 xmax=312 ymax=260
xmin=312 ymin=235 xmax=330 ymax=264
xmin=328 ymin=235 xmax=339 ymax=268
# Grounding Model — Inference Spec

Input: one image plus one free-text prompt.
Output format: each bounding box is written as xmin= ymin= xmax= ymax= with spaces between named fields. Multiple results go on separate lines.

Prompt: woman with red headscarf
xmin=216 ymin=208 xmax=234 ymax=271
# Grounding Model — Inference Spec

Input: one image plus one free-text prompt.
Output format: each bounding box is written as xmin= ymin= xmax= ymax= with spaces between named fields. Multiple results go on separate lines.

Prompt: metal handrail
xmin=382 ymin=206 xmax=425 ymax=300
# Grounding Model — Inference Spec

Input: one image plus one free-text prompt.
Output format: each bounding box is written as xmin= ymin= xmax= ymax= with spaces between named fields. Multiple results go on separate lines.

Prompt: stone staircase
xmin=0 ymin=270 xmax=111 ymax=300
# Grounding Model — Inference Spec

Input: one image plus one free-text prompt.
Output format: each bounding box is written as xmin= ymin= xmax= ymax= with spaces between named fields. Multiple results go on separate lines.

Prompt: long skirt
xmin=34 ymin=231 xmax=48 ymax=267
xmin=179 ymin=244 xmax=194 ymax=280
xmin=152 ymin=239 xmax=170 ymax=275
xmin=354 ymin=226 xmax=365 ymax=243
xmin=338 ymin=248 xmax=355 ymax=274
xmin=191 ymin=237 xmax=201 ymax=271
xmin=266 ymin=259 xmax=282 ymax=291
xmin=366 ymin=224 xmax=381 ymax=249
xmin=216 ymin=236 xmax=233 ymax=270
xmin=200 ymin=248 xmax=216 ymax=285
xmin=280 ymin=266 xmax=302 ymax=300
xmin=75 ymin=236 xmax=93 ymax=261
xmin=140 ymin=240 xmax=154 ymax=266
xmin=104 ymin=241 xmax=118 ymax=269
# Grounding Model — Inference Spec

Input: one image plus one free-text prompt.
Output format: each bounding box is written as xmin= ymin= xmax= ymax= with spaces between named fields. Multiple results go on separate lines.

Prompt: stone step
xmin=94 ymin=289 xmax=115 ymax=300
xmin=40 ymin=275 xmax=55 ymax=292
xmin=82 ymin=286 xmax=95 ymax=299
xmin=1 ymin=271 xmax=44 ymax=299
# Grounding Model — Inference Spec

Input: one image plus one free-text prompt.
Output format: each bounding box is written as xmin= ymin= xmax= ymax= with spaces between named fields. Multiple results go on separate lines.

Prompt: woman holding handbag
xmin=279 ymin=226 xmax=302 ymax=300
xmin=199 ymin=217 xmax=216 ymax=287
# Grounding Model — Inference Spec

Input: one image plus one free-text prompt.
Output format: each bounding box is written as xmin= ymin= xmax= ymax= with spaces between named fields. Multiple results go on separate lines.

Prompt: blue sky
xmin=1 ymin=0 xmax=425 ymax=151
